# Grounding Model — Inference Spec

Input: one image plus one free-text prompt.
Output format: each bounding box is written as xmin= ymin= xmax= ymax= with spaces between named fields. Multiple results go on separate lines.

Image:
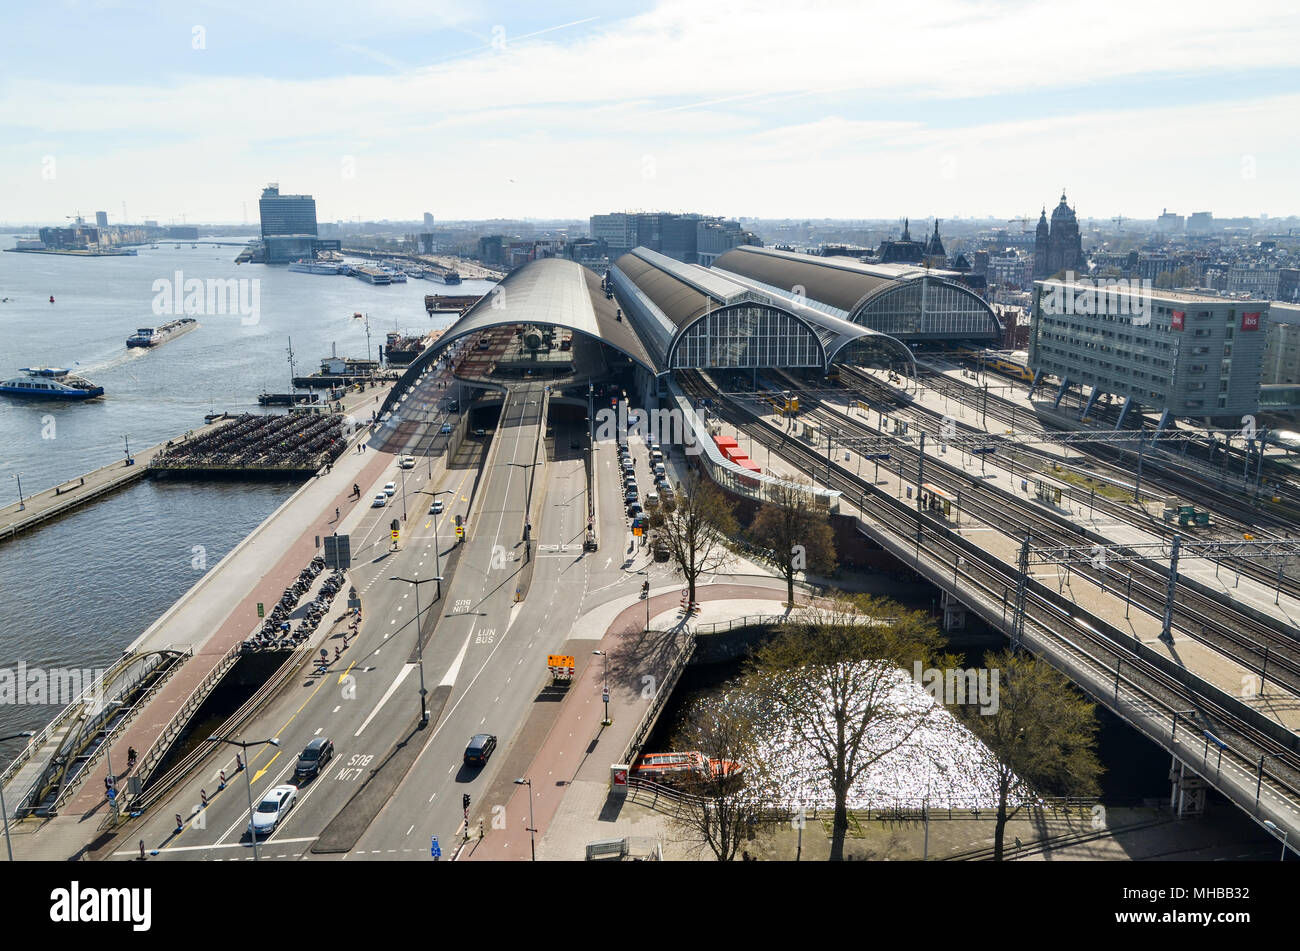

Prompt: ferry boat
xmin=406 ymin=267 xmax=424 ymax=279
xmin=127 ymin=318 xmax=198 ymax=348
xmin=440 ymin=270 xmax=462 ymax=285
xmin=0 ymin=367 xmax=104 ymax=400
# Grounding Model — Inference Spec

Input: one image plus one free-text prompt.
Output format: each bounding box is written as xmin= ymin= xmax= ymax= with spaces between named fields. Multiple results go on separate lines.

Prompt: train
xmin=944 ymin=346 xmax=1034 ymax=384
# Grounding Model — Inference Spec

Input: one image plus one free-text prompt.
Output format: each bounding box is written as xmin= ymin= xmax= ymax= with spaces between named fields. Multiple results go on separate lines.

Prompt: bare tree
xmin=746 ymin=594 xmax=951 ymax=861
xmin=649 ymin=470 xmax=738 ymax=605
xmin=956 ymin=649 xmax=1102 ymax=860
xmin=747 ymin=479 xmax=836 ymax=607
xmin=664 ymin=691 xmax=774 ymax=861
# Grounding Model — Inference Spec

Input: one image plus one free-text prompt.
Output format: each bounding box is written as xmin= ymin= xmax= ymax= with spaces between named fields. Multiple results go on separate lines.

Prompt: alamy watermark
xmin=593 ymin=400 xmax=700 ymax=455
xmin=1040 ymin=271 xmax=1153 ymax=326
xmin=0 ymin=663 xmax=108 ymax=706
xmin=912 ymin=662 xmax=1000 ymax=714
xmin=151 ymin=270 xmax=260 ymax=325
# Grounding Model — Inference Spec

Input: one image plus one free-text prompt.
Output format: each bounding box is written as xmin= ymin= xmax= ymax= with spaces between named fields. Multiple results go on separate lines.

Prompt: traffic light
xmin=390 ymin=518 xmax=399 ymax=532
xmin=462 ymin=794 xmax=471 ymax=812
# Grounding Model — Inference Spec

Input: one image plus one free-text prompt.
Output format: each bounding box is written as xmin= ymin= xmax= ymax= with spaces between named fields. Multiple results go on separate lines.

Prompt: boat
xmin=0 ymin=367 xmax=104 ymax=400
xmin=288 ymin=259 xmax=345 ymax=275
xmin=127 ymin=318 xmax=198 ymax=348
xmin=383 ymin=332 xmax=425 ymax=366
xmin=631 ymin=751 xmax=744 ymax=785
xmin=440 ymin=270 xmax=462 ymax=285
xmin=406 ymin=267 xmax=424 ymax=279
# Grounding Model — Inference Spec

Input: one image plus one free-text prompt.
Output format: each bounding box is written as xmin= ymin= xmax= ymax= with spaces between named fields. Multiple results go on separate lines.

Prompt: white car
xmin=430 ymin=498 xmax=444 ymax=515
xmin=248 ymin=784 xmax=297 ymax=837
xmin=399 ymin=455 xmax=415 ymax=469
xmin=371 ymin=494 xmax=387 ymax=508
xmin=383 ymin=481 xmax=397 ymax=496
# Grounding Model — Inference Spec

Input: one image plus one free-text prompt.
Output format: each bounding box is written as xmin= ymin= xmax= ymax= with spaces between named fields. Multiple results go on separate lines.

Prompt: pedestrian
xmin=335 ymin=507 xmax=340 ymax=520
xmin=128 ymin=746 xmax=137 ymax=770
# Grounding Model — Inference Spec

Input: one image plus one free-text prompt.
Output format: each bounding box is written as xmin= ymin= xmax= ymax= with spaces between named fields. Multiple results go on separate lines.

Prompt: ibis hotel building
xmin=1028 ymin=276 xmax=1267 ymax=426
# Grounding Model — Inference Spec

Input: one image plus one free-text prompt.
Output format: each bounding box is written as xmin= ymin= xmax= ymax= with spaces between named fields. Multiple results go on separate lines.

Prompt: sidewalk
xmin=461 ymin=586 xmax=792 ymax=861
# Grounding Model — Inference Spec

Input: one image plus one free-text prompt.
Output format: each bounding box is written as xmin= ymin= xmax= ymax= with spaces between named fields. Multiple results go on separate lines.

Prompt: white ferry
xmin=0 ymin=367 xmax=105 ymax=400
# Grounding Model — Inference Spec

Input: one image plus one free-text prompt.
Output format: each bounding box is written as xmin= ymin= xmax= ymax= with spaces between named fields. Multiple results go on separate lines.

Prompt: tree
xmin=747 ymin=479 xmax=836 ymax=607
xmin=649 ymin=470 xmax=738 ymax=605
xmin=745 ymin=595 xmax=952 ymax=861
xmin=1154 ymin=271 xmax=1175 ymax=289
xmin=1172 ymin=266 xmax=1193 ymax=288
xmin=665 ymin=691 xmax=774 ymax=861
xmin=956 ymin=649 xmax=1102 ymax=860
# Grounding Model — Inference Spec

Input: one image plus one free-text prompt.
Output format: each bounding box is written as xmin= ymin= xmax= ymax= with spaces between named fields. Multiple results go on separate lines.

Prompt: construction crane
xmin=1007 ymin=216 xmax=1034 ymax=232
xmin=1112 ymin=215 xmax=1127 ymax=231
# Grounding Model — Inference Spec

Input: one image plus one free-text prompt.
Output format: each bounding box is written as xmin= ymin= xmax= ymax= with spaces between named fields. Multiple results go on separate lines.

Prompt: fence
xmin=621 ymin=635 xmax=696 ymax=765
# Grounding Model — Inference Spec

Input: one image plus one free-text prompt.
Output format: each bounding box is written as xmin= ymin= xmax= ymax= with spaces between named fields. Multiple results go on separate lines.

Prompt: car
xmin=371 ymin=494 xmax=387 ymax=508
xmin=440 ymin=422 xmax=453 ymax=434
xmin=627 ymin=503 xmax=643 ymax=518
xmin=645 ymin=492 xmax=660 ymax=507
xmin=653 ymin=463 xmax=666 ymax=477
xmin=621 ymin=460 xmax=635 ymax=473
xmin=624 ymin=479 xmax=638 ymax=493
xmin=293 ymin=737 xmax=334 ymax=783
xmin=464 ymin=733 xmax=497 ymax=766
xmin=446 ymin=400 xmax=459 ymax=412
xmin=474 ymin=428 xmax=487 ymax=437
xmin=399 ymin=455 xmax=415 ymax=469
xmin=624 ymin=488 xmax=638 ymax=503
xmin=430 ymin=498 xmax=444 ymax=515
xmin=248 ymin=784 xmax=298 ymax=837
xmin=383 ymin=481 xmax=397 ymax=496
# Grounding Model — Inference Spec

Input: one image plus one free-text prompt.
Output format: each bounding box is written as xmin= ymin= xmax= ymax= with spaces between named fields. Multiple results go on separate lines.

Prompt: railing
xmin=130 ymin=640 xmax=244 ymax=800
xmin=0 ymin=647 xmax=163 ymax=791
xmin=622 ymin=635 xmax=695 ymax=765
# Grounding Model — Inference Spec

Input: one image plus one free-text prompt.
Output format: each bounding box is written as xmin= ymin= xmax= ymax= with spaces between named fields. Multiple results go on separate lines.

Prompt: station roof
xmin=433 ymin=257 xmax=656 ymax=373
xmin=713 ymin=245 xmax=907 ymax=314
xmin=613 ymin=247 xmax=756 ymax=329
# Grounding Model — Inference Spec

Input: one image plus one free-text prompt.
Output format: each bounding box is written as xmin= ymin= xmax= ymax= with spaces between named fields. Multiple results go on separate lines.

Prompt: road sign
xmin=324 ymin=534 xmax=352 ymax=570
xmin=431 ymin=836 xmax=441 ymax=858
xmin=548 ymin=654 xmax=575 ymax=669
xmin=455 ymin=525 xmax=465 ymax=538
xmin=256 ymin=602 xmax=265 ymax=618
xmin=602 ymin=690 xmax=609 ymax=704
xmin=391 ymin=530 xmax=400 ymax=542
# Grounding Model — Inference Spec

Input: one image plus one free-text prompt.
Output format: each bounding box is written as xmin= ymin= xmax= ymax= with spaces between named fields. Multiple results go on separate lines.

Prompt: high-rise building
xmin=258 ymin=184 xmax=317 ymax=237
xmin=1156 ymin=209 xmax=1185 ymax=233
xmin=423 ymin=212 xmax=435 ymax=229
xmin=95 ymin=211 xmax=108 ymax=228
xmin=1033 ymin=192 xmax=1086 ymax=280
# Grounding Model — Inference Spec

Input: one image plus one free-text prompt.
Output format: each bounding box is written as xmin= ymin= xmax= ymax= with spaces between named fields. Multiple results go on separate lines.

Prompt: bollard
xmin=219 ymin=770 xmax=227 ymax=790
xmin=201 ymin=789 xmax=208 ymax=808
xmin=335 ymin=645 xmax=341 ymax=661
xmin=139 ymin=839 xmax=146 ymax=861
xmin=175 ymin=814 xmax=184 ymax=834
xmin=235 ymin=752 xmax=244 ymax=772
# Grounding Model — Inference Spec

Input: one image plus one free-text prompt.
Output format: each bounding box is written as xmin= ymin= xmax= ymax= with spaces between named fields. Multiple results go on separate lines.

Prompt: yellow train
xmin=984 ymin=355 xmax=1034 ymax=383
xmin=765 ymin=393 xmax=799 ymax=415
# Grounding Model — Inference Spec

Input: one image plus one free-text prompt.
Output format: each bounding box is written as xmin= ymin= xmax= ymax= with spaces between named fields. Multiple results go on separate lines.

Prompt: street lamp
xmin=11 ymin=473 xmax=23 ymax=512
xmin=637 ymin=569 xmax=651 ymax=632
xmin=391 ymin=575 xmax=441 ymax=726
xmin=399 ymin=464 xmax=408 ymax=522
xmin=1263 ymin=820 xmax=1291 ymax=861
xmin=207 ymin=735 xmax=279 ymax=861
xmin=514 ymin=777 xmax=536 ymax=861
xmin=428 ymin=490 xmax=454 ymax=601
xmin=0 ymin=731 xmax=35 ymax=861
xmin=123 ymin=434 xmax=133 ymax=466
xmin=592 ymin=650 xmax=610 ymax=726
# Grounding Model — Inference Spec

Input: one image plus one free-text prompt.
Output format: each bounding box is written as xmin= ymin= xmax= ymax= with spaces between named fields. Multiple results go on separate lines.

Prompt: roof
xmin=613 ymin=247 xmax=754 ymax=329
xmin=430 ymin=258 xmax=656 ymax=373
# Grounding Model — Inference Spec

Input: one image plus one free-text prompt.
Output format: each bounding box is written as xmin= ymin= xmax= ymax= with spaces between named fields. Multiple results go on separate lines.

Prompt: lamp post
xmin=638 ymin=569 xmax=651 ymax=632
xmin=592 ymin=650 xmax=610 ymax=726
xmin=391 ymin=575 xmax=441 ymax=726
xmin=123 ymin=434 xmax=133 ymax=466
xmin=428 ymin=490 xmax=454 ymax=601
xmin=399 ymin=464 xmax=408 ymax=522
xmin=514 ymin=777 xmax=536 ymax=861
xmin=0 ymin=731 xmax=35 ymax=861
xmin=11 ymin=473 xmax=23 ymax=511
xmin=207 ymin=736 xmax=279 ymax=861
xmin=1263 ymin=820 xmax=1291 ymax=861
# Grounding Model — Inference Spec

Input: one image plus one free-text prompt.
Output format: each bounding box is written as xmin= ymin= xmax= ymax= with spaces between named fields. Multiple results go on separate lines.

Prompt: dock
xmin=0 ymin=420 xmax=227 ymax=542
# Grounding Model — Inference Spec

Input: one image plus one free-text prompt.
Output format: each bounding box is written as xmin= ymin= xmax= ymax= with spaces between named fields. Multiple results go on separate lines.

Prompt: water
xmin=0 ymin=235 xmax=494 ymax=737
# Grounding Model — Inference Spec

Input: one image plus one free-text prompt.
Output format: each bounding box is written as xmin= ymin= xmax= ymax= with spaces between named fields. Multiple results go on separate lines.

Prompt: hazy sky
xmin=3 ymin=0 xmax=1299 ymax=225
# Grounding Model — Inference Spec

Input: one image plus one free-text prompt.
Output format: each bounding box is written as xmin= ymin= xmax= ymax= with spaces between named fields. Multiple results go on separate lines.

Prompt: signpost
xmin=324 ymin=533 xmax=352 ymax=570
xmin=431 ymin=835 xmax=441 ymax=860
xmin=256 ymin=602 xmax=264 ymax=618
xmin=547 ymin=654 xmax=576 ymax=686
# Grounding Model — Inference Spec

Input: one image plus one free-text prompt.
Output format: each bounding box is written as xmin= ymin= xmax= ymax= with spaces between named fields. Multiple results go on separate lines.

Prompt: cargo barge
xmin=126 ymin=318 xmax=198 ymax=348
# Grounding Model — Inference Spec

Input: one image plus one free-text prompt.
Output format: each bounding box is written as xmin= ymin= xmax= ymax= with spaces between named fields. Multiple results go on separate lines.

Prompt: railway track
xmin=839 ymin=364 xmax=1300 ymax=602
xmin=679 ymin=368 xmax=1300 ymax=816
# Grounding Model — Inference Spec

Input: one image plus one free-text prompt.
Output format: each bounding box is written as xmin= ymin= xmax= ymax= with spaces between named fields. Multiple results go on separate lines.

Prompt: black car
xmin=293 ymin=737 xmax=334 ymax=782
xmin=464 ymin=733 xmax=497 ymax=766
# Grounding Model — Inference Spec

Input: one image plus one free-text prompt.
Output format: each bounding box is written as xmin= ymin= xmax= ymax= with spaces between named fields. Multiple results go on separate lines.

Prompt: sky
xmin=2 ymin=0 xmax=1299 ymax=225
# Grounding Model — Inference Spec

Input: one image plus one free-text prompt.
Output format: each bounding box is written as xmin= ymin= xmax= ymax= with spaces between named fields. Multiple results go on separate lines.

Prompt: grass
xmin=1052 ymin=468 xmax=1136 ymax=503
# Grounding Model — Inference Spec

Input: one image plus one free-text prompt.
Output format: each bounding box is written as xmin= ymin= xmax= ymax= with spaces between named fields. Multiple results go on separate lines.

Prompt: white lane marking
xmin=355 ymin=664 xmax=416 ymax=737
xmin=440 ymin=626 xmax=475 ymax=687
xmin=112 ymin=837 xmax=318 ymax=857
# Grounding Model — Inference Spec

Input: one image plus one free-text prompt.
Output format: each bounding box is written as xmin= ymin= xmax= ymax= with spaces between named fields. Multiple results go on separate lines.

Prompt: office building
xmin=258 ymin=184 xmax=317 ymax=237
xmin=95 ymin=211 xmax=109 ymax=228
xmin=1261 ymin=303 xmax=1300 ymax=385
xmin=423 ymin=212 xmax=435 ymax=229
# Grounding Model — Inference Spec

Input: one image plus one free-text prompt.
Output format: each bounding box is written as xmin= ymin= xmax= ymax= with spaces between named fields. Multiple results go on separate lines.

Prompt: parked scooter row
xmin=242 ymin=560 xmax=342 ymax=653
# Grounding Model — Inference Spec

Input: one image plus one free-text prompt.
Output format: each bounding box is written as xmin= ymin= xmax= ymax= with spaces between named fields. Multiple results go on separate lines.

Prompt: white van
xmin=650 ymin=449 xmax=664 ymax=464
xmin=653 ymin=462 xmax=666 ymax=478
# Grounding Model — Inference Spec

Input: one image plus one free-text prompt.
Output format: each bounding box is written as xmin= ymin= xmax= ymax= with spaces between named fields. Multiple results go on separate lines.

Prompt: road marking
xmin=111 ymin=836 xmax=318 ymax=857
xmin=332 ymin=705 xmax=341 ymax=713
xmin=354 ymin=664 xmax=415 ymax=737
xmin=314 ymin=728 xmax=322 ymax=735
xmin=338 ymin=662 xmax=356 ymax=684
